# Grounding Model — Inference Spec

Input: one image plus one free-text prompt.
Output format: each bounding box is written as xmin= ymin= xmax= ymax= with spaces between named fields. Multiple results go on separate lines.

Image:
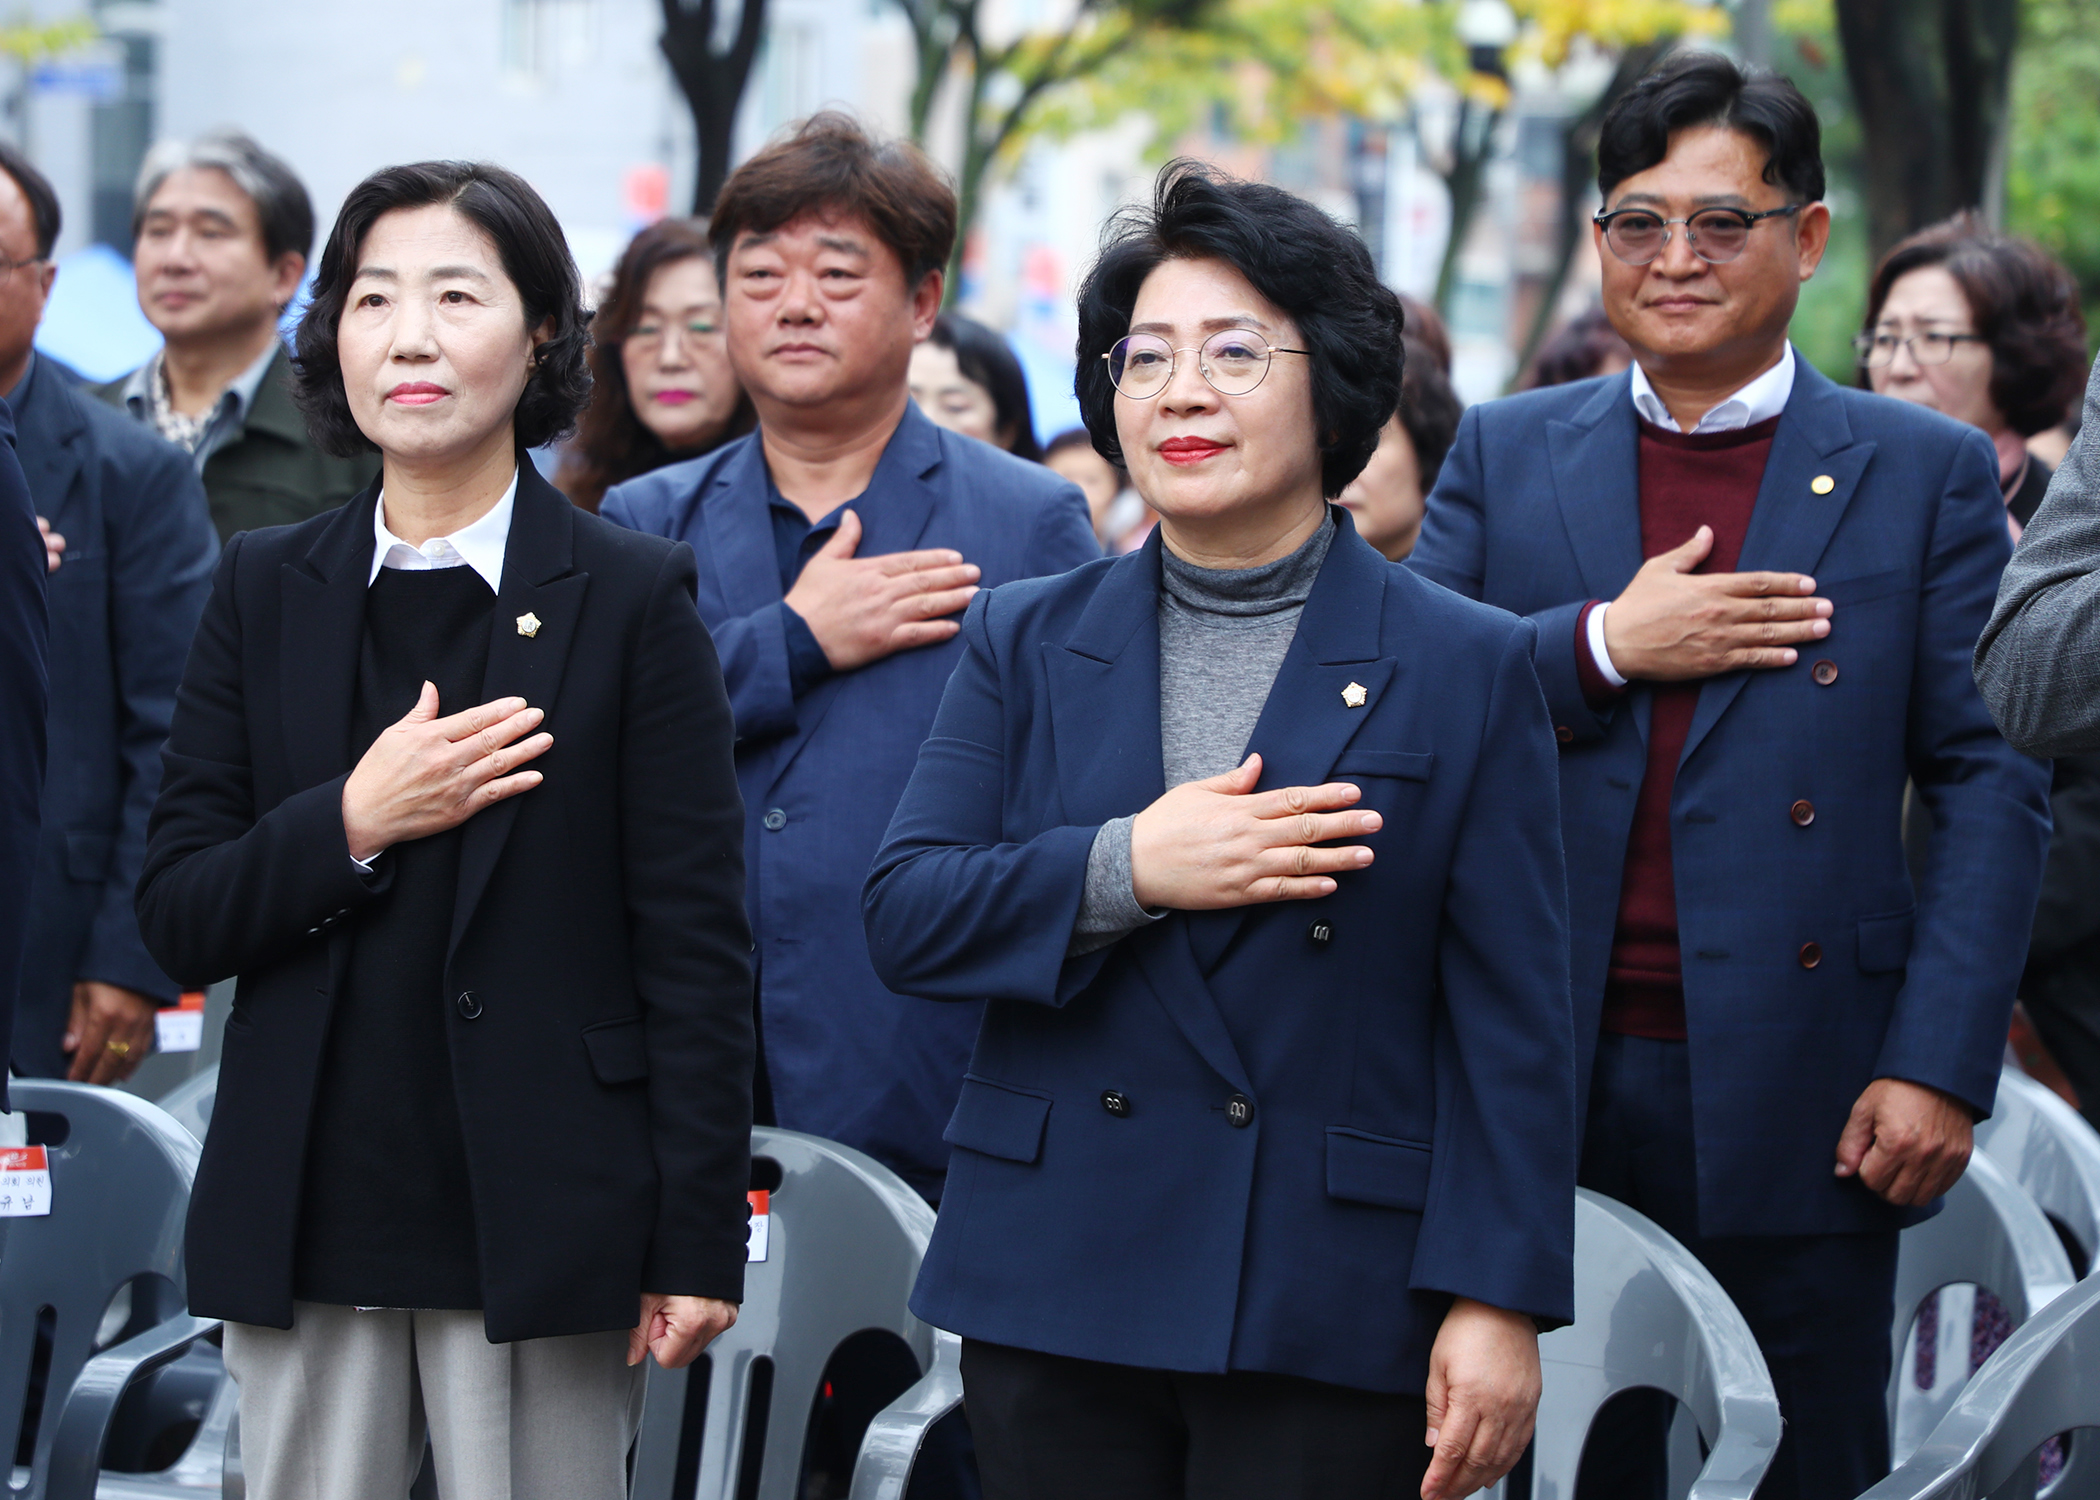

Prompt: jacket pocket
xmin=943 ymin=1075 xmax=1053 ymax=1164
xmin=1857 ymin=908 xmax=1916 ymax=975
xmin=1332 ymin=750 xmax=1435 ymax=781
xmin=64 ymin=831 xmax=116 ymax=883
xmin=582 ymin=1016 xmax=649 ymax=1084
xmin=1326 ymin=1127 xmax=1433 ymax=1210
xmin=1817 ymin=569 xmax=1912 ymax=608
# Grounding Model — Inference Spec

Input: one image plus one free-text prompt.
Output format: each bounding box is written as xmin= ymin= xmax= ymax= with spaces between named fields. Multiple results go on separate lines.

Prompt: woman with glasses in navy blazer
xmin=863 ymin=163 xmax=1577 ymax=1500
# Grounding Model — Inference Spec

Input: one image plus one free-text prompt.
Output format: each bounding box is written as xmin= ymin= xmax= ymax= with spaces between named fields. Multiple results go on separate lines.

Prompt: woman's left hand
xmin=1421 ymin=1297 xmax=1542 ymax=1500
xmin=630 ymin=1293 xmax=739 ymax=1369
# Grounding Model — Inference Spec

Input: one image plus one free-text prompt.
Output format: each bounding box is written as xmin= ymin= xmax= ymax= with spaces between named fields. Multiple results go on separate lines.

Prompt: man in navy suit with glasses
xmin=1412 ymin=53 xmax=2050 ymax=1500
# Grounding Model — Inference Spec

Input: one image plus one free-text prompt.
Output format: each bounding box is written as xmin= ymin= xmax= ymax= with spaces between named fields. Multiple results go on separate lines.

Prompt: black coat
xmin=137 ymin=466 xmax=755 ymax=1341
xmin=0 ymin=400 xmax=48 ymax=1111
xmin=15 ymin=356 xmax=215 ymax=1075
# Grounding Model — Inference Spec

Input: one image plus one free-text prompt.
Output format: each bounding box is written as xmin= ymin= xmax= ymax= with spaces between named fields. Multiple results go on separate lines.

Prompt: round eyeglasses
xmin=1102 ymin=330 xmax=1309 ymax=399
xmin=1851 ymin=330 xmax=1985 ymax=369
xmin=1593 ymin=204 xmax=1805 ymax=266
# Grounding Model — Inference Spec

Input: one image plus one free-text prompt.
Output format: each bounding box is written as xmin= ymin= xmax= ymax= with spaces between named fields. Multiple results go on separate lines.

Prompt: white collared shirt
xmin=1589 ymin=346 xmax=1798 ymax=686
xmin=367 ymin=472 xmax=517 ymax=592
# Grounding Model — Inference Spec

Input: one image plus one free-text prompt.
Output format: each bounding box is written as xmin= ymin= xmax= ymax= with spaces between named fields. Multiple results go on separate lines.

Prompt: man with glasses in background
xmin=1412 ymin=53 xmax=2049 ymax=1500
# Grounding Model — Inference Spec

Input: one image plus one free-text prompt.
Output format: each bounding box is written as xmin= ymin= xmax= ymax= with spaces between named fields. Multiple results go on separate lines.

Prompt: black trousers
xmin=1575 ymin=1032 xmax=1901 ymax=1500
xmin=961 ymin=1339 xmax=1431 ymax=1500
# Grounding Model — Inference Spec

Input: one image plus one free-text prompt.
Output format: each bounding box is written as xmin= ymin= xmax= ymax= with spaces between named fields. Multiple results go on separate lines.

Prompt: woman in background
xmin=1861 ymin=210 xmax=2087 ymax=535
xmin=557 ymin=217 xmax=752 ymax=511
xmin=1338 ymin=336 xmax=1464 ymax=561
xmin=909 ymin=310 xmax=1044 ymax=459
xmin=1517 ymin=305 xmax=1631 ymax=391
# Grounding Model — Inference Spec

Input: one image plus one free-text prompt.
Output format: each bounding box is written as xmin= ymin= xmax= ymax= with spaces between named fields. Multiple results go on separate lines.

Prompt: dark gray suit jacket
xmin=1977 ymin=354 xmax=2100 ymax=755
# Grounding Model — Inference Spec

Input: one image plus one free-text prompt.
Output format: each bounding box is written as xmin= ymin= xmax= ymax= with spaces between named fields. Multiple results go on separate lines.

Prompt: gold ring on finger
xmin=105 ymin=1039 xmax=131 ymax=1055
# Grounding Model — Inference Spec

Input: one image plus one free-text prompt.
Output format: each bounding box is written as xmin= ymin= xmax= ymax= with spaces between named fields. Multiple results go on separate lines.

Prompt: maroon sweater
xmin=1577 ymin=416 xmax=1781 ymax=1040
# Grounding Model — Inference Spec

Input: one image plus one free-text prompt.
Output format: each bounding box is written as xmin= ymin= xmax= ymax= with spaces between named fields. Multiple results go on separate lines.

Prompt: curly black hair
xmin=1074 ymin=161 xmax=1403 ymax=498
xmin=293 ymin=160 xmax=592 ymax=458
xmin=1863 ymin=210 xmax=2089 ymax=438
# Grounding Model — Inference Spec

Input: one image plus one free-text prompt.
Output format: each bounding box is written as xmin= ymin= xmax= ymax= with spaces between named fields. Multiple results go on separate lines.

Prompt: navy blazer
xmin=12 ymin=356 xmax=214 ymax=1075
xmin=0 ymin=399 xmax=47 ymax=1107
xmin=602 ymin=404 xmax=1099 ymax=1195
xmin=863 ymin=517 xmax=1576 ymax=1395
xmin=1410 ymin=358 xmax=2053 ymax=1237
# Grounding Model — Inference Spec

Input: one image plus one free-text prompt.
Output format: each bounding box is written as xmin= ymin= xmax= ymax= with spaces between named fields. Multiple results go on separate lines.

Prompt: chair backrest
xmin=0 ymin=1081 xmax=201 ymax=1497
xmin=1889 ymin=1150 xmax=2078 ymax=1472
xmin=628 ymin=1127 xmax=937 ymax=1500
xmin=1862 ymin=1271 xmax=2100 ymax=1500
xmin=1976 ymin=1067 xmax=2100 ymax=1275
xmin=1502 ymin=1189 xmax=1782 ymax=1500
xmin=152 ymin=1067 xmax=217 ymax=1147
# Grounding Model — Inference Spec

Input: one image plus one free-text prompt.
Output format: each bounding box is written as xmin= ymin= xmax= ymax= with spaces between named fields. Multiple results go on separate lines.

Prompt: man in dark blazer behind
xmin=603 ymin=115 xmax=1097 ymax=1202
xmin=1411 ymin=56 xmax=2050 ymax=1500
xmin=0 ymin=144 xmax=217 ymax=1084
xmin=0 ymin=384 xmax=45 ymax=1114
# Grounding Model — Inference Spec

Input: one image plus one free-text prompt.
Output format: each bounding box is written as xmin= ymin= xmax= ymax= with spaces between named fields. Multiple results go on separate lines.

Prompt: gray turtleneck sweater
xmin=1071 ymin=512 xmax=1338 ymax=954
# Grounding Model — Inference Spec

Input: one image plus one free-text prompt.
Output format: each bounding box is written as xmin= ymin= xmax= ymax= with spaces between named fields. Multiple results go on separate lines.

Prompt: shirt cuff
xmin=1585 ymin=600 xmax=1629 ymax=688
xmin=1068 ymin=816 xmax=1165 ymax=957
xmin=350 ymin=850 xmax=381 ymax=877
xmin=781 ymin=603 xmax=835 ymax=699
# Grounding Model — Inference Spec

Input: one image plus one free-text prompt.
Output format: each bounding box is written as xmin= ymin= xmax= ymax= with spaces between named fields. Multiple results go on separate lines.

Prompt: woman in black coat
xmin=136 ymin=161 xmax=752 ymax=1500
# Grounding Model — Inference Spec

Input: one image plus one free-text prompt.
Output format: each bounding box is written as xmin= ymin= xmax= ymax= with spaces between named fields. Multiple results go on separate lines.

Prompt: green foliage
xmin=2006 ymin=0 xmax=2100 ymax=344
xmin=0 ymin=15 xmax=95 ymax=65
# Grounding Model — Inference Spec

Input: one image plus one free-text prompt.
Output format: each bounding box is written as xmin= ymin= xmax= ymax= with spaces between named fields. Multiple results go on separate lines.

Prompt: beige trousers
xmin=223 ymin=1302 xmax=645 ymax=1500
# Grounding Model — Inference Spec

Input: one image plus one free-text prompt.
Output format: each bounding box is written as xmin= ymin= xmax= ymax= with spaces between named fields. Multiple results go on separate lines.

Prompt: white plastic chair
xmin=1861 ymin=1270 xmax=2100 ymax=1500
xmin=627 ymin=1127 xmax=949 ymax=1500
xmin=1977 ymin=1067 xmax=2100 ymax=1274
xmin=1477 ymin=1189 xmax=1782 ymax=1500
xmin=1891 ymin=1151 xmax=2078 ymax=1470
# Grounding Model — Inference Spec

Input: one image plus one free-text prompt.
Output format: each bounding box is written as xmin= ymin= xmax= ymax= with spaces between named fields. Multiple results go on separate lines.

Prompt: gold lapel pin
xmin=516 ymin=611 xmax=542 ymax=638
xmin=1811 ymin=474 xmax=1836 ymax=495
xmin=1342 ymin=681 xmax=1369 ymax=709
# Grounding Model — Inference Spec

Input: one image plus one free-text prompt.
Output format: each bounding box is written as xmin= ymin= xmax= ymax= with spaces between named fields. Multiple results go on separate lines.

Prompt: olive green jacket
xmin=94 ymin=347 xmax=376 ymax=542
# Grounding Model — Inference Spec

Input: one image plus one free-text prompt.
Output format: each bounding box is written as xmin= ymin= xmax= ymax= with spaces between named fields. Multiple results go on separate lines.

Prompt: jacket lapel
xmin=279 ymin=488 xmax=379 ymax=790
xmin=11 ymin=359 xmax=85 ymax=525
xmin=1679 ymin=361 xmax=1876 ymax=766
xmin=1044 ymin=537 xmax=1166 ymax=828
xmin=1546 ymin=375 xmax=1645 ymax=603
xmin=701 ymin=437 xmax=785 ymax=619
xmin=1189 ymin=516 xmax=1395 ymax=971
xmin=450 ymin=466 xmax=587 ymax=959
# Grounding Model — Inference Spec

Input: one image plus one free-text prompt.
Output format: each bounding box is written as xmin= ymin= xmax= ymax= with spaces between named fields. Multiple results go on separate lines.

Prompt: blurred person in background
xmin=909 ymin=309 xmax=1044 ymax=459
xmin=1338 ymin=336 xmax=1463 ymax=561
xmin=1045 ymin=425 xmax=1142 ymax=549
xmin=0 ymin=144 xmax=216 ymax=1085
xmin=1398 ymin=291 xmax=1452 ymax=374
xmin=0 ymin=278 xmax=45 ymax=1121
xmin=96 ymin=131 xmax=373 ymax=540
xmin=602 ymin=114 xmax=1096 ymax=1208
xmin=1519 ymin=305 xmax=1634 ymax=390
xmin=1863 ymin=218 xmax=2100 ymax=1125
xmin=1860 ymin=211 xmax=2088 ymax=537
xmin=137 ymin=160 xmax=753 ymax=1500
xmin=1412 ymin=54 xmax=2049 ymax=1499
xmin=556 ymin=217 xmax=753 ymax=512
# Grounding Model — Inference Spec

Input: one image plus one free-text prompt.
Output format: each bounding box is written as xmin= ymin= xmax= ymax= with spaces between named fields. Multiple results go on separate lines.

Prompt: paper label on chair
xmin=155 ymin=992 xmax=206 ymax=1053
xmin=748 ymin=1190 xmax=769 ymax=1262
xmin=0 ymin=1146 xmax=51 ymax=1216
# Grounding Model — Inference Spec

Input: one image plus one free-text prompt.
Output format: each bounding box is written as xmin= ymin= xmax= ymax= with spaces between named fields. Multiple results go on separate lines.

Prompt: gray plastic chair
xmin=0 ymin=1080 xmax=222 ymax=1499
xmin=628 ymin=1127 xmax=945 ymax=1500
xmin=1977 ymin=1067 xmax=2100 ymax=1274
xmin=151 ymin=1069 xmax=217 ymax=1150
xmin=1861 ymin=1270 xmax=2100 ymax=1500
xmin=1891 ymin=1151 xmax=2079 ymax=1470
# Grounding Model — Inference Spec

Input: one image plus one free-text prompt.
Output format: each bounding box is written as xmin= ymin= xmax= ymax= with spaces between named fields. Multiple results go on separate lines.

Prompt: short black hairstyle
xmin=1397 ymin=336 xmax=1463 ymax=493
xmin=1597 ymin=51 xmax=1825 ymax=207
xmin=929 ymin=311 xmax=1042 ymax=460
xmin=294 ymin=160 xmax=591 ymax=458
xmin=0 ymin=141 xmax=61 ymax=260
xmin=1076 ymin=161 xmax=1402 ymax=498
